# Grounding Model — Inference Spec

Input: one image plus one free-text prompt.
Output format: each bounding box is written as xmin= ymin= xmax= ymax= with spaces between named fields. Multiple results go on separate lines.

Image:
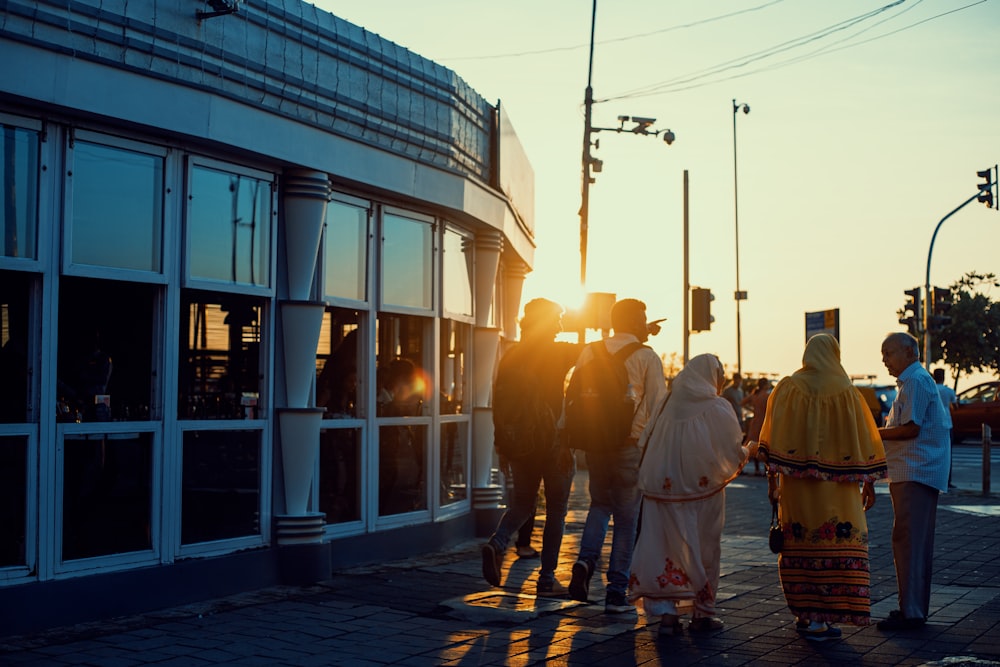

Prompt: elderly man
xmin=877 ymin=332 xmax=950 ymax=631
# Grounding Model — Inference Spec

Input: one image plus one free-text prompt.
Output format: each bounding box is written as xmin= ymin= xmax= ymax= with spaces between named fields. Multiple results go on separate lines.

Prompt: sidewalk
xmin=3 ymin=459 xmax=1000 ymax=666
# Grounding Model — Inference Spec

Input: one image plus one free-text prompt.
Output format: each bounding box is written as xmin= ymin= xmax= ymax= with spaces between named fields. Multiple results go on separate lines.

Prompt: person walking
xmin=721 ymin=372 xmax=744 ymax=424
xmin=567 ymin=298 xmax=667 ymax=613
xmin=876 ymin=332 xmax=951 ymax=630
xmin=741 ymin=377 xmax=772 ymax=475
xmin=629 ymin=354 xmax=748 ymax=636
xmin=481 ymin=298 xmax=580 ymax=598
xmin=754 ymin=334 xmax=888 ymax=642
xmin=933 ymin=367 xmax=958 ymax=488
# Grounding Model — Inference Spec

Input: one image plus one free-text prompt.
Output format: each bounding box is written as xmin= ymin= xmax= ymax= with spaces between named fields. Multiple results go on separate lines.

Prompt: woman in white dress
xmin=629 ymin=354 xmax=748 ymax=637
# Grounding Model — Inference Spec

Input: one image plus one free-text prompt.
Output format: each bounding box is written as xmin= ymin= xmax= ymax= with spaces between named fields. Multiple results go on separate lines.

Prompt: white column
xmin=502 ymin=261 xmax=529 ymax=340
xmin=474 ymin=231 xmax=503 ymax=328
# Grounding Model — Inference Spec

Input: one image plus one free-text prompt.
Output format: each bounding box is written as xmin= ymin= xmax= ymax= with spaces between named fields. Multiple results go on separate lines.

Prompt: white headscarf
xmin=637 ymin=354 xmax=747 ymax=501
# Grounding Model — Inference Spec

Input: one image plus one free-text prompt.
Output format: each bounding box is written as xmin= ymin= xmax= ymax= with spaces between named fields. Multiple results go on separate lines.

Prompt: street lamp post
xmin=732 ymin=99 xmax=749 ymax=375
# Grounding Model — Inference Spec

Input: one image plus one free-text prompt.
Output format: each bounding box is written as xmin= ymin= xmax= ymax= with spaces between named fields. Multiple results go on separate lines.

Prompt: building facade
xmin=0 ymin=0 xmax=534 ymax=634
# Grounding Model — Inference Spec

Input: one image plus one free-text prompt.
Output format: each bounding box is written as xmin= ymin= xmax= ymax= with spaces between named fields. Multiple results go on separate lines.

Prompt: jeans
xmin=578 ymin=443 xmax=642 ymax=596
xmin=489 ymin=447 xmax=575 ymax=583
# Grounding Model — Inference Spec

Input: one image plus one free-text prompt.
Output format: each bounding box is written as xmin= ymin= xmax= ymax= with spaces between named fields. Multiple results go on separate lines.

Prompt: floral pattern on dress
xmin=698 ymin=476 xmax=709 ymax=488
xmin=781 ymin=515 xmax=863 ymax=545
xmin=655 ymin=557 xmax=690 ymax=589
xmin=662 ymin=477 xmax=672 ymax=491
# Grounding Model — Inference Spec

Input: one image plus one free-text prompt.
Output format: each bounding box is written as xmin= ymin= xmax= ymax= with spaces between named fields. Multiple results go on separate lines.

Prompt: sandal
xmin=689 ymin=617 xmax=725 ymax=632
xmin=658 ymin=614 xmax=682 ymax=637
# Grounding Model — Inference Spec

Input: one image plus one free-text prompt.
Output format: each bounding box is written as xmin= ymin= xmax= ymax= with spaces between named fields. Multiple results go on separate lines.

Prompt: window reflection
xmin=381 ymin=213 xmax=431 ymax=309
xmin=0 ymin=123 xmax=39 ymax=260
xmin=62 ymin=432 xmax=152 ymax=560
xmin=188 ymin=165 xmax=271 ymax=287
xmin=378 ymin=424 xmax=427 ymax=515
xmin=439 ymin=319 xmax=468 ymax=415
xmin=0 ymin=270 xmax=31 ymax=423
xmin=0 ymin=435 xmax=27 ymax=566
xmin=440 ymin=422 xmax=467 ymax=506
xmin=181 ymin=429 xmax=261 ymax=544
xmin=57 ymin=277 xmax=156 ymax=422
xmin=71 ymin=139 xmax=163 ymax=272
xmin=323 ymin=199 xmax=368 ymax=301
xmin=179 ymin=290 xmax=263 ymax=420
xmin=319 ymin=427 xmax=360 ymax=524
xmin=442 ymin=228 xmax=472 ymax=316
xmin=316 ymin=308 xmax=361 ymax=419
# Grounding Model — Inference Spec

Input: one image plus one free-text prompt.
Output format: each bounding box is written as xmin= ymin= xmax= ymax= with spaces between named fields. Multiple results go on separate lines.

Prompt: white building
xmin=0 ymin=0 xmax=535 ymax=634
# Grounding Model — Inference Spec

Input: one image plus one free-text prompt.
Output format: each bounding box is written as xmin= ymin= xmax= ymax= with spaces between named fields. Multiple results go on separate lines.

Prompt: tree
xmin=936 ymin=272 xmax=1000 ymax=387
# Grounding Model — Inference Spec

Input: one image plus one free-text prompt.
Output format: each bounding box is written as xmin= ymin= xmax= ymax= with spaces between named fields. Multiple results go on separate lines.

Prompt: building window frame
xmin=0 ymin=112 xmax=46 ymax=271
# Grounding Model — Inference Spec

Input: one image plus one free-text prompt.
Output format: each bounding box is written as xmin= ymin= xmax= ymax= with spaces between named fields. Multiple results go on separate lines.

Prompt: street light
xmin=732 ymin=99 xmax=750 ymax=375
xmin=578 ymin=0 xmax=675 ymax=289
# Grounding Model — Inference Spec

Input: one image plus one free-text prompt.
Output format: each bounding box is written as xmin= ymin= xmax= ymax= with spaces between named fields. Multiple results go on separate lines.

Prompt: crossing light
xmin=977 ymin=166 xmax=997 ymax=209
xmin=928 ymin=286 xmax=953 ymax=333
xmin=898 ymin=286 xmax=922 ymax=337
xmin=691 ymin=287 xmax=714 ymax=332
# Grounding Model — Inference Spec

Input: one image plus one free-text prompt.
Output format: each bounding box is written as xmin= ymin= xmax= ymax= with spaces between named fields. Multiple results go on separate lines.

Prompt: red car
xmin=951 ymin=381 xmax=1000 ymax=443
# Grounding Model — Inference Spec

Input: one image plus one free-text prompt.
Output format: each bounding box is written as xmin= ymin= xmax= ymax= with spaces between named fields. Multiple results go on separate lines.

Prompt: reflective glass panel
xmin=62 ymin=432 xmax=152 ymax=560
xmin=316 ymin=307 xmax=361 ymax=419
xmin=442 ymin=229 xmax=472 ymax=316
xmin=0 ymin=124 xmax=39 ymax=260
xmin=188 ymin=166 xmax=271 ymax=287
xmin=178 ymin=290 xmax=263 ymax=420
xmin=439 ymin=319 xmax=469 ymax=415
xmin=0 ymin=270 xmax=31 ymax=423
xmin=0 ymin=435 xmax=27 ymax=566
xmin=440 ymin=421 xmax=468 ymax=506
xmin=376 ymin=313 xmax=428 ymax=417
xmin=319 ymin=427 xmax=361 ymax=524
xmin=323 ymin=200 xmax=367 ymax=301
xmin=57 ymin=277 xmax=156 ymax=422
xmin=181 ymin=429 xmax=261 ymax=544
xmin=71 ymin=140 xmax=163 ymax=272
xmin=381 ymin=213 xmax=431 ymax=309
xmin=378 ymin=424 xmax=427 ymax=515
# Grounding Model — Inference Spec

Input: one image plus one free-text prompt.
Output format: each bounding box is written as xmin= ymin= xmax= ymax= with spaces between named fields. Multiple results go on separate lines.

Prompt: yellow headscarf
xmin=759 ymin=334 xmax=887 ymax=481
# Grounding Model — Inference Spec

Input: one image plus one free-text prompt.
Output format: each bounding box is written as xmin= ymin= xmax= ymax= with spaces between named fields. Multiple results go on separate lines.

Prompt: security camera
xmin=741 ymin=104 xmax=750 ymax=115
xmin=662 ymin=129 xmax=675 ymax=145
xmin=631 ymin=116 xmax=656 ymax=125
xmin=617 ymin=115 xmax=630 ymax=123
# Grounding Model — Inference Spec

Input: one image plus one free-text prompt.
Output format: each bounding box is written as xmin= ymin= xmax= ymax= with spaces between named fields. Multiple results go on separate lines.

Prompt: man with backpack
xmin=482 ymin=298 xmax=581 ymax=597
xmin=565 ymin=298 xmax=667 ymax=612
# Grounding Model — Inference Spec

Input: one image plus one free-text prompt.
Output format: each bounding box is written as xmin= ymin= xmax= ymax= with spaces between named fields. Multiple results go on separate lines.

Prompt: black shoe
xmin=481 ymin=542 xmax=502 ymax=587
xmin=604 ymin=590 xmax=636 ymax=614
xmin=876 ymin=610 xmax=926 ymax=631
xmin=569 ymin=559 xmax=593 ymax=602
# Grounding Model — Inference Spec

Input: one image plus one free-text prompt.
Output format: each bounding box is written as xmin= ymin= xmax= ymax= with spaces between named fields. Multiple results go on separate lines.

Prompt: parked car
xmin=853 ymin=383 xmax=897 ymax=427
xmin=951 ymin=381 xmax=1000 ymax=443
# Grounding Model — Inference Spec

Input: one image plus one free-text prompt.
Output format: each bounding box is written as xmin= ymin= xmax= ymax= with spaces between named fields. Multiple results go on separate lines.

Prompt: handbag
xmin=768 ymin=500 xmax=783 ymax=554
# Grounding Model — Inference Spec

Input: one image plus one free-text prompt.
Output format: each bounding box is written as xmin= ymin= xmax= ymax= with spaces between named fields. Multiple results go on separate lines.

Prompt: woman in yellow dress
xmin=754 ymin=334 xmax=887 ymax=642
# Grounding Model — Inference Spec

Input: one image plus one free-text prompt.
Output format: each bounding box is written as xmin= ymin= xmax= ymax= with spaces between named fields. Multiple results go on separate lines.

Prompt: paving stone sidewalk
xmin=3 ymin=454 xmax=1000 ymax=666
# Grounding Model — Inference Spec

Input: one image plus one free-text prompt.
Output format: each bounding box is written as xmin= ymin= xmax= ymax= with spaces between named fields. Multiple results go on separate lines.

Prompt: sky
xmin=315 ymin=0 xmax=1000 ymax=388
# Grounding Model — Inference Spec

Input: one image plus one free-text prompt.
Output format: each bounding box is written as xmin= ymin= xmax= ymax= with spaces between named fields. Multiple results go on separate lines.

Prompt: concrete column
xmin=474 ymin=231 xmax=503 ymax=328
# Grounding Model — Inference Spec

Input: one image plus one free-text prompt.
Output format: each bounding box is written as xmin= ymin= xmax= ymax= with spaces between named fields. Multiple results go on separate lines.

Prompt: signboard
xmin=805 ymin=308 xmax=840 ymax=342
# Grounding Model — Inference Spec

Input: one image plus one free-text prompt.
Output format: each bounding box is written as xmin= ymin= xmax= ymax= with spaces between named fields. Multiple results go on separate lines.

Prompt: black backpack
xmin=492 ymin=352 xmax=558 ymax=462
xmin=564 ymin=341 xmax=643 ymax=452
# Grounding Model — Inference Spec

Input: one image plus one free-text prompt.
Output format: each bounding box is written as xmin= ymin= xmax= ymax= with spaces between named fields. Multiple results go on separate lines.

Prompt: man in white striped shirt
xmin=877 ymin=332 xmax=951 ymax=631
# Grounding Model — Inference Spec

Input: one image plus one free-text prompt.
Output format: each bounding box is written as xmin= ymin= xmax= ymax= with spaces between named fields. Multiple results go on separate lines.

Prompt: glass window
xmin=57 ymin=277 xmax=157 ymax=422
xmin=181 ymin=429 xmax=261 ymax=544
xmin=378 ymin=424 xmax=427 ymax=515
xmin=376 ymin=313 xmax=429 ymax=418
xmin=0 ymin=435 xmax=27 ymax=567
xmin=316 ymin=307 xmax=361 ymax=419
xmin=178 ymin=290 xmax=264 ymax=420
xmin=70 ymin=139 xmax=163 ymax=272
xmin=62 ymin=431 xmax=152 ymax=560
xmin=0 ymin=123 xmax=39 ymax=260
xmin=442 ymin=228 xmax=473 ymax=317
xmin=188 ymin=164 xmax=272 ymax=287
xmin=439 ymin=320 xmax=469 ymax=415
xmin=0 ymin=270 xmax=32 ymax=423
xmin=439 ymin=421 xmax=468 ymax=507
xmin=381 ymin=213 xmax=432 ymax=309
xmin=319 ymin=427 xmax=361 ymax=524
xmin=323 ymin=199 xmax=368 ymax=302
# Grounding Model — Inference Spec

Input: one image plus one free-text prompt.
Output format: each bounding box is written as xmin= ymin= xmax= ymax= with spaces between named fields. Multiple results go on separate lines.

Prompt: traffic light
xmin=928 ymin=286 xmax=953 ymax=333
xmin=691 ymin=287 xmax=714 ymax=331
xmin=898 ymin=287 xmax=922 ymax=336
xmin=977 ymin=166 xmax=997 ymax=209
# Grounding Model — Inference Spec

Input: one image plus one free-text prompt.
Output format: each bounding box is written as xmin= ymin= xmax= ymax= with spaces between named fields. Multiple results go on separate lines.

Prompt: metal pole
xmin=683 ymin=169 xmax=690 ymax=364
xmin=732 ymin=100 xmax=742 ymax=375
xmin=922 ymin=190 xmax=982 ymax=368
xmin=983 ymin=424 xmax=992 ymax=497
xmin=579 ymin=0 xmax=597 ymax=288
